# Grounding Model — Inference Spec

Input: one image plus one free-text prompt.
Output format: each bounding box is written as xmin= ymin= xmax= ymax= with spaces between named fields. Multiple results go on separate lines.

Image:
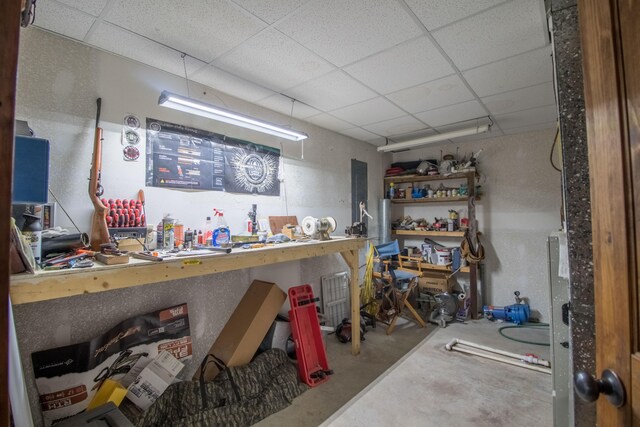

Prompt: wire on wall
xmin=550 ymin=125 xmax=561 ymax=172
xmin=48 ymin=188 xmax=81 ymax=233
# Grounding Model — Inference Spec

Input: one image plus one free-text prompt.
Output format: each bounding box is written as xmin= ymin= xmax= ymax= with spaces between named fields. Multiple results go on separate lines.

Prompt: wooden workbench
xmin=10 ymin=237 xmax=365 ymax=355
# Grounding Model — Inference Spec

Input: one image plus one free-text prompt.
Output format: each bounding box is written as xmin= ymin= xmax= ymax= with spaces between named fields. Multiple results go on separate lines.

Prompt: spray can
xmin=162 ymin=214 xmax=176 ymax=249
xmin=22 ymin=214 xmax=42 ymax=263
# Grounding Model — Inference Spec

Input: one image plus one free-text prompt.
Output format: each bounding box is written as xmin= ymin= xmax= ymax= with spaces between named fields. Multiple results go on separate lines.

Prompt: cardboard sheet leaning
xmin=31 ymin=303 xmax=192 ymax=426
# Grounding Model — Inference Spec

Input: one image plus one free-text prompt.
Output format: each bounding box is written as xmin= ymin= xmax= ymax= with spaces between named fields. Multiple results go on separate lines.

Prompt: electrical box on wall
xmin=13 ymin=135 xmax=50 ymax=203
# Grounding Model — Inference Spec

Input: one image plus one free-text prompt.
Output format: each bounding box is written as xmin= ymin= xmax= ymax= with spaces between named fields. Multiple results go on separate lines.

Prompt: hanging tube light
xmin=377 ymin=124 xmax=490 ymax=152
xmin=158 ymin=91 xmax=308 ymax=141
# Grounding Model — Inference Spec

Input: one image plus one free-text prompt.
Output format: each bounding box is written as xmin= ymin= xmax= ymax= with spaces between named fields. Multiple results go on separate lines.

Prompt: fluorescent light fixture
xmin=158 ymin=91 xmax=308 ymax=141
xmin=377 ymin=124 xmax=490 ymax=152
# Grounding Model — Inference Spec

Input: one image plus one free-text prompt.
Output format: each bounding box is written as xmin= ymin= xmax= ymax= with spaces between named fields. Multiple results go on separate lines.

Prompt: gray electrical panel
xmin=548 ymin=232 xmax=571 ymax=427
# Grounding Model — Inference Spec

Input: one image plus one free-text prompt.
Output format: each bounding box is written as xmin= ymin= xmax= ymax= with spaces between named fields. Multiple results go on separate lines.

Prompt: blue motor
xmin=483 ymin=291 xmax=530 ymax=325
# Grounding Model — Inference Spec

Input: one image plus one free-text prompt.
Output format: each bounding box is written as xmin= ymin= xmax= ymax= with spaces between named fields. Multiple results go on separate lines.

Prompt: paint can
xmin=435 ymin=248 xmax=451 ymax=265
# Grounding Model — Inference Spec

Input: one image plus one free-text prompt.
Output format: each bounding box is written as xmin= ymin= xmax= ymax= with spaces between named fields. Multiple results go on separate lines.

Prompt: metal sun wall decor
xmin=145 ymin=117 xmax=280 ymax=195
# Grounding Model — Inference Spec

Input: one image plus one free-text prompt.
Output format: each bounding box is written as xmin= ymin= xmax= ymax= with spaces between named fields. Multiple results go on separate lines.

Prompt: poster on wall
xmin=145 ymin=118 xmax=225 ymax=190
xmin=145 ymin=118 xmax=280 ymax=195
xmin=224 ymin=138 xmax=280 ymax=196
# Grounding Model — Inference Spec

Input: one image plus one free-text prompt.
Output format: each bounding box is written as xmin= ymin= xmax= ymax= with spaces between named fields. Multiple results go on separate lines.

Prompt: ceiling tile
xmin=232 ymin=0 xmax=309 ymax=24
xmin=463 ymin=47 xmax=553 ymax=97
xmin=330 ymin=97 xmax=405 ymax=126
xmin=404 ymin=0 xmax=505 ymax=31
xmin=190 ymin=65 xmax=276 ymax=103
xmin=56 ymin=0 xmax=108 ymax=16
xmin=386 ymin=74 xmax=475 ymax=114
xmin=87 ymin=22 xmax=207 ymax=77
xmin=502 ymin=121 xmax=556 ymax=135
xmin=276 ymin=0 xmax=421 ymax=66
xmin=367 ymin=136 xmax=388 ymax=146
xmin=362 ymin=115 xmax=427 ymax=137
xmin=285 ymin=71 xmax=377 ymax=111
xmin=339 ymin=127 xmax=380 ymax=142
xmin=482 ymin=82 xmax=556 ymax=115
xmin=305 ymin=113 xmax=354 ymax=132
xmin=256 ymin=94 xmax=321 ymax=119
xmin=344 ymin=36 xmax=454 ymax=94
xmin=494 ymin=105 xmax=558 ymax=130
xmin=213 ymin=28 xmax=334 ymax=92
xmin=432 ymin=0 xmax=548 ymax=70
xmin=415 ymin=100 xmax=487 ymax=127
xmin=103 ymin=0 xmax=266 ymax=63
xmin=33 ymin=1 xmax=95 ymax=41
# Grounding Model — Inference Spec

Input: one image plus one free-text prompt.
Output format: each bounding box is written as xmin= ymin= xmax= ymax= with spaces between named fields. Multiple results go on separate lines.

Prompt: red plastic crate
xmin=288 ymin=285 xmax=332 ymax=387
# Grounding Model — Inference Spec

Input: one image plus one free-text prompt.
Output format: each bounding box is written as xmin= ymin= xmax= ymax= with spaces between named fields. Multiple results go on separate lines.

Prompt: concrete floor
xmin=257 ymin=319 xmax=552 ymax=427
xmin=255 ymin=317 xmax=436 ymax=427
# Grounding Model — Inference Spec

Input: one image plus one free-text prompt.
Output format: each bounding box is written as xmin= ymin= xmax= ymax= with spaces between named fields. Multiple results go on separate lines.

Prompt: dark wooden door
xmin=578 ymin=0 xmax=639 ymax=424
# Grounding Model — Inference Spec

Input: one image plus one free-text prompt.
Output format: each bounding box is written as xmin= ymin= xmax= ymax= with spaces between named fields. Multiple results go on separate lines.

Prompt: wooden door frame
xmin=1 ymin=1 xmax=21 ymax=425
xmin=579 ymin=0 xmax=638 ymax=424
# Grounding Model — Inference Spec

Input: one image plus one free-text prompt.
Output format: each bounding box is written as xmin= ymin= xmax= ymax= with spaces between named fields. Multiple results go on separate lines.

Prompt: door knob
xmin=574 ymin=369 xmax=626 ymax=407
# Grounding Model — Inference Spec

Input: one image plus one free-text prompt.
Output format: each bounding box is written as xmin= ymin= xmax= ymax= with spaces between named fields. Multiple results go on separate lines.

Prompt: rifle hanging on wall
xmin=88 ymin=98 xmax=110 ymax=250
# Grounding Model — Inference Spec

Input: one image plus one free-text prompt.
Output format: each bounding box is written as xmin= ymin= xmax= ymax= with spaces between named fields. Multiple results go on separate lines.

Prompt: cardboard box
xmin=419 ymin=272 xmax=452 ymax=295
xmin=194 ymin=280 xmax=286 ymax=381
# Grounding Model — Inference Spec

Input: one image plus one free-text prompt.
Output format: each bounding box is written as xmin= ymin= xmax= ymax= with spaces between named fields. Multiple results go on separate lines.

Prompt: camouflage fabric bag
xmin=135 ymin=349 xmax=307 ymax=427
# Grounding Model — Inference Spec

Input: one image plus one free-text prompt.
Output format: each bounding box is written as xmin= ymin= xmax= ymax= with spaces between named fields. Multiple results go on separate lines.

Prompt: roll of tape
xmin=457 ymin=293 xmax=466 ymax=301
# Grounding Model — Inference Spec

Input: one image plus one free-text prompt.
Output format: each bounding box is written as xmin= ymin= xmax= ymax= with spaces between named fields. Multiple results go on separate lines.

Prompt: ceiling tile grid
xmin=34 ymin=0 xmax=96 ymax=41
xmin=404 ymin=0 xmax=506 ymax=31
xmin=386 ymin=74 xmax=476 ymax=114
xmin=231 ymin=0 xmax=311 ymax=24
xmin=275 ymin=0 xmax=422 ymax=67
xmin=86 ymin=22 xmax=207 ymax=78
xmin=30 ymin=0 xmax=556 ymax=145
xmin=432 ymin=0 xmax=548 ymax=70
xmin=103 ymin=0 xmax=267 ymax=63
xmin=284 ymin=70 xmax=377 ymax=112
xmin=213 ymin=28 xmax=335 ymax=92
xmin=343 ymin=36 xmax=454 ymax=95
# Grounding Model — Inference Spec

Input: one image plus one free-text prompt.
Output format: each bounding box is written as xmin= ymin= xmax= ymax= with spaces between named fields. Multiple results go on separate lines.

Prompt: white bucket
xmin=435 ymin=248 xmax=451 ymax=265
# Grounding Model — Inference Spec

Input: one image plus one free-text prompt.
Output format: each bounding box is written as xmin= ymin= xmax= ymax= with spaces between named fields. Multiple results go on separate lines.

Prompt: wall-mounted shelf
xmin=391 ymin=196 xmax=479 ymax=204
xmin=392 ymin=230 xmax=465 ymax=237
xmin=383 ymin=172 xmax=473 ymax=184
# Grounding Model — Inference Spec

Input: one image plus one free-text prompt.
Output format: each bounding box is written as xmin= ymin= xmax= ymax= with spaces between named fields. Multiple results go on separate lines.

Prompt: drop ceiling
xmin=32 ymin=0 xmax=556 ymax=146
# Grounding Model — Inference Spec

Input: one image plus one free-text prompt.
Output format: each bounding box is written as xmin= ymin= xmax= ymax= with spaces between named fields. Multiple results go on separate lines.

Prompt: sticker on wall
xmin=123 ymin=145 xmax=140 ymax=161
xmin=124 ymin=114 xmax=141 ymax=130
xmin=122 ymin=129 xmax=140 ymax=145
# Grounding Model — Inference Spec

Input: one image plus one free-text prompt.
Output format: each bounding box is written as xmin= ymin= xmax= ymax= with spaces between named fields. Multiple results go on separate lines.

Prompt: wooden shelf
xmin=397 ymin=265 xmax=471 ymax=274
xmin=383 ymin=172 xmax=474 ymax=184
xmin=391 ymin=196 xmax=480 ymax=204
xmin=392 ymin=230 xmax=465 ymax=237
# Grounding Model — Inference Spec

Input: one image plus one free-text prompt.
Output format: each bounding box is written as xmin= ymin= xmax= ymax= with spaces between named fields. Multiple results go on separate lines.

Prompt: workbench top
xmin=10 ymin=237 xmax=365 ymax=306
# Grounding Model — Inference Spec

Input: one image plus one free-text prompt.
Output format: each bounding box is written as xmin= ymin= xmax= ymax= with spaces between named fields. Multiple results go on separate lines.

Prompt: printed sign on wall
xmin=145 ymin=118 xmax=280 ymax=195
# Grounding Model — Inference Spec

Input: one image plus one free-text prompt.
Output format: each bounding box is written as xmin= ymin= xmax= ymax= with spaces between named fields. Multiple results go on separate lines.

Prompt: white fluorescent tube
xmin=158 ymin=91 xmax=308 ymax=141
xmin=377 ymin=124 xmax=490 ymax=152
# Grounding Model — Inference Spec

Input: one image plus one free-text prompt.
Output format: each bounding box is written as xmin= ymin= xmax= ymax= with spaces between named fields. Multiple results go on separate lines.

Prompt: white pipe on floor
xmin=445 ymin=338 xmax=551 ymax=367
xmin=445 ymin=338 xmax=552 ymax=374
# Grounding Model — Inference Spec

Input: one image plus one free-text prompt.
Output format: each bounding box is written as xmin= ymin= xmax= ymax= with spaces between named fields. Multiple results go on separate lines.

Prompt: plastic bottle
xmin=22 ymin=214 xmax=42 ymax=263
xmin=244 ymin=214 xmax=253 ymax=234
xmin=203 ymin=216 xmax=213 ymax=246
xmin=212 ymin=209 xmax=230 ymax=247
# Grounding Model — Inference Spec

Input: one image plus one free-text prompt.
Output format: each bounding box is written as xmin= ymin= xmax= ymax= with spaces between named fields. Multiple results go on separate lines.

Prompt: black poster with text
xmin=146 ymin=118 xmax=280 ymax=195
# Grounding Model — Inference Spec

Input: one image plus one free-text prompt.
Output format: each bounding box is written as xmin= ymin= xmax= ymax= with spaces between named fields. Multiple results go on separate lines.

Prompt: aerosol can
xmin=483 ymin=291 xmax=530 ymax=325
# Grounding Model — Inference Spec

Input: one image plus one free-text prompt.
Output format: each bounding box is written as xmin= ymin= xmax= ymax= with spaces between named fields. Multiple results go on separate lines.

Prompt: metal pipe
xmin=445 ymin=338 xmax=552 ymax=374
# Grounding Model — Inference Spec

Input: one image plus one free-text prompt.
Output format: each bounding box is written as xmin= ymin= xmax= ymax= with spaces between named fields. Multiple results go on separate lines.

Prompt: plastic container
xmin=212 ymin=209 xmax=230 ymax=247
xmin=203 ymin=216 xmax=213 ymax=246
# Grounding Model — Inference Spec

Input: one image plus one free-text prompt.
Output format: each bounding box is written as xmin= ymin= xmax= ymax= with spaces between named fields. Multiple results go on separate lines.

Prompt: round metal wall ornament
xmin=123 ymin=146 xmax=140 ymax=161
xmin=148 ymin=122 xmax=161 ymax=133
xmin=124 ymin=129 xmax=140 ymax=145
xmin=123 ymin=114 xmax=140 ymax=130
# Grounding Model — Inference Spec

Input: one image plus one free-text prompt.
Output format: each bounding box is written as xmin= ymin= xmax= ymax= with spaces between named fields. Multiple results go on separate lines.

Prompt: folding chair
xmin=373 ymin=240 xmax=426 ymax=334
